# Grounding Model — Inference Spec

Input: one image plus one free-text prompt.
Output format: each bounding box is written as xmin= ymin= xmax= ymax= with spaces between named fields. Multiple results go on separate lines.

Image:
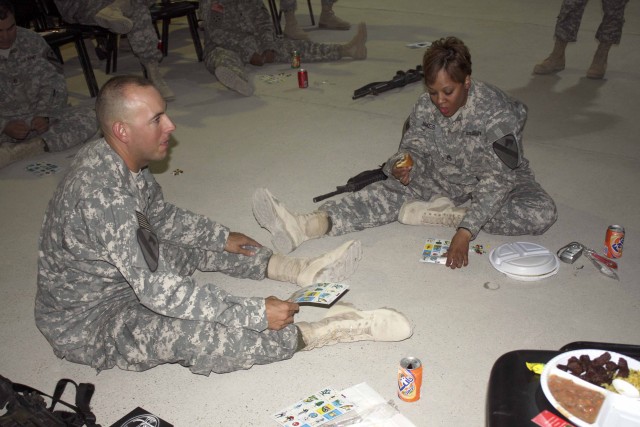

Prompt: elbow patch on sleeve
xmin=492 ymin=134 xmax=522 ymax=170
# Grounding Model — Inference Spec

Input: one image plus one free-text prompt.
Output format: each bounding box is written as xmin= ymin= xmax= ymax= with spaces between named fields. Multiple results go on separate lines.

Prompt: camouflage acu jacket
xmin=386 ymin=79 xmax=532 ymax=237
xmin=36 ymin=139 xmax=268 ymax=363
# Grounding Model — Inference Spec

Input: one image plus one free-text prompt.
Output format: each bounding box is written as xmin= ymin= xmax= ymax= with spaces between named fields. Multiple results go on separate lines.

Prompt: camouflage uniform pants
xmin=555 ymin=0 xmax=630 ymax=44
xmin=72 ymin=245 xmax=300 ymax=375
xmin=204 ymin=33 xmax=341 ymax=67
xmin=55 ymin=0 xmax=162 ymax=63
xmin=280 ymin=0 xmax=337 ymax=13
xmin=320 ymin=168 xmax=557 ymax=237
xmin=0 ymin=106 xmax=96 ymax=152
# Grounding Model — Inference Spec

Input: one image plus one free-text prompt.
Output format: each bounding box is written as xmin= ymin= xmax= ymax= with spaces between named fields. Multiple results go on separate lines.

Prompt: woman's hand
xmin=391 ymin=153 xmax=413 ymax=186
xmin=445 ymin=228 xmax=472 ymax=269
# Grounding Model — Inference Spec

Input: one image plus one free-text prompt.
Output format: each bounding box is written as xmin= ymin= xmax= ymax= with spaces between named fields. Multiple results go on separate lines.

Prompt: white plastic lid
xmin=489 ymin=242 xmax=559 ymax=279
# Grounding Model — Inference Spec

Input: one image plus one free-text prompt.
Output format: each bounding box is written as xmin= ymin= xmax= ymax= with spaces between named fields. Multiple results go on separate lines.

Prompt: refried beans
xmin=548 ymin=374 xmax=606 ymax=424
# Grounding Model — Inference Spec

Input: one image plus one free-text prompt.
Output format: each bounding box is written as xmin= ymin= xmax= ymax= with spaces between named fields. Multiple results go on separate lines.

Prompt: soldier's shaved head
xmin=95 ymin=75 xmax=156 ymax=136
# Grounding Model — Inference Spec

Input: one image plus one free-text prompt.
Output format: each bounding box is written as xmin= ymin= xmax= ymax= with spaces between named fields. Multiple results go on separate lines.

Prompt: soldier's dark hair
xmin=422 ymin=37 xmax=472 ymax=86
xmin=95 ymin=75 xmax=156 ymax=133
xmin=0 ymin=0 xmax=15 ymax=20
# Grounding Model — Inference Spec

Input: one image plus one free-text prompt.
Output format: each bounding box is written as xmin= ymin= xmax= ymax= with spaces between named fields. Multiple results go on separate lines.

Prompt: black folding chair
xmin=150 ymin=0 xmax=203 ymax=62
xmin=36 ymin=0 xmax=120 ymax=75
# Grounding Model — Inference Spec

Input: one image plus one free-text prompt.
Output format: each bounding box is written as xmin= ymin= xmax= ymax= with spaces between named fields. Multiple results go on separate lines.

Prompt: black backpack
xmin=0 ymin=374 xmax=100 ymax=427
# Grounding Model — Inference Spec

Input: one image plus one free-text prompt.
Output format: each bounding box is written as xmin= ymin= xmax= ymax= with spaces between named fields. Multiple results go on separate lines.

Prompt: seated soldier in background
xmin=0 ymin=0 xmax=97 ymax=169
xmin=200 ymin=0 xmax=367 ymax=96
xmin=53 ymin=0 xmax=175 ymax=100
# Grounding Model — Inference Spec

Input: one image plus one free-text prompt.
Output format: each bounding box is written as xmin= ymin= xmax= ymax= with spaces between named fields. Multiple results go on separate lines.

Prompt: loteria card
xmin=420 ymin=238 xmax=489 ymax=264
xmin=420 ymin=238 xmax=450 ymax=264
xmin=289 ymin=283 xmax=349 ymax=306
xmin=272 ymin=387 xmax=356 ymax=427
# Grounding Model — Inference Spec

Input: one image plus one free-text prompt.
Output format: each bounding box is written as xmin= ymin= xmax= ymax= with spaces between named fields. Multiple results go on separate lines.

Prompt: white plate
xmin=541 ymin=349 xmax=640 ymax=427
xmin=502 ymin=263 xmax=560 ymax=282
xmin=489 ymin=242 xmax=559 ymax=279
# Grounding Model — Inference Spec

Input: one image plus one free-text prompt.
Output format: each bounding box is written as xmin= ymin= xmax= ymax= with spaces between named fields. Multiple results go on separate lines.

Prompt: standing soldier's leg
xmin=587 ymin=0 xmax=629 ymax=79
xmin=534 ymin=0 xmax=588 ymax=74
xmin=319 ymin=0 xmax=350 ymax=30
xmin=280 ymin=0 xmax=309 ymax=40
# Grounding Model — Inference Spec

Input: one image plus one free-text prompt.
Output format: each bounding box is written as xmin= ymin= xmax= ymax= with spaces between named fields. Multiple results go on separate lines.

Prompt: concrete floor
xmin=1 ymin=0 xmax=639 ymax=425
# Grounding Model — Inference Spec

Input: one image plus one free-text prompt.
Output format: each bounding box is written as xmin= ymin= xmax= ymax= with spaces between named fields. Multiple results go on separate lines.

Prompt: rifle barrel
xmin=313 ymin=189 xmax=342 ymax=203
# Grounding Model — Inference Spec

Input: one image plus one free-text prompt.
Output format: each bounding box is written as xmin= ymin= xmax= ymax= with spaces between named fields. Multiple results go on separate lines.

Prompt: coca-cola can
xmin=297 ymin=69 xmax=308 ymax=88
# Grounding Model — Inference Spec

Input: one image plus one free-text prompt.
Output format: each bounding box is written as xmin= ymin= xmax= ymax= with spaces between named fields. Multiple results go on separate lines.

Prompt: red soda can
xmin=604 ymin=225 xmax=624 ymax=258
xmin=297 ymin=69 xmax=308 ymax=88
xmin=397 ymin=357 xmax=423 ymax=402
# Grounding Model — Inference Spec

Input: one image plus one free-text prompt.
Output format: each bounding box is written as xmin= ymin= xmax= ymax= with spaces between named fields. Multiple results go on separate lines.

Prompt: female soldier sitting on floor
xmin=252 ymin=36 xmax=558 ymax=270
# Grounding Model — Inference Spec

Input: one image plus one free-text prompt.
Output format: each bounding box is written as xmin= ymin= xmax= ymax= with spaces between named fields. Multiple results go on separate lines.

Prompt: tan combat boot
xmin=0 ymin=138 xmax=46 ymax=169
xmin=283 ymin=10 xmax=309 ymax=40
xmin=215 ymin=66 xmax=254 ymax=96
xmin=143 ymin=61 xmax=175 ymax=101
xmin=318 ymin=4 xmax=351 ymax=30
xmin=95 ymin=2 xmax=133 ymax=34
xmin=267 ymin=240 xmax=362 ymax=286
xmin=296 ymin=303 xmax=413 ymax=350
xmin=398 ymin=196 xmax=466 ymax=227
xmin=338 ymin=22 xmax=367 ymax=60
xmin=533 ymin=40 xmax=568 ymax=74
xmin=253 ymin=188 xmax=330 ymax=253
xmin=586 ymin=43 xmax=611 ymax=79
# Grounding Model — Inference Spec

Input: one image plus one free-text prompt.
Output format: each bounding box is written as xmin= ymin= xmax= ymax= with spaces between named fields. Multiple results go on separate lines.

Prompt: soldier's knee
xmin=531 ymin=203 xmax=558 ymax=235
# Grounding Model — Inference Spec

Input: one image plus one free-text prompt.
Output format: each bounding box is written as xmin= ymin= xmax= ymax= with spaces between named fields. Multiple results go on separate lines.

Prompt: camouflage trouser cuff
xmin=294 ymin=325 xmax=306 ymax=351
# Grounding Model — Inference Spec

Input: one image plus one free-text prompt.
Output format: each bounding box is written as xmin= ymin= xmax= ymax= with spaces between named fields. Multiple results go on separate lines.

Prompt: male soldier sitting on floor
xmin=0 ymin=0 xmax=96 ymax=169
xmin=35 ymin=75 xmax=412 ymax=375
xmin=200 ymin=0 xmax=367 ymax=96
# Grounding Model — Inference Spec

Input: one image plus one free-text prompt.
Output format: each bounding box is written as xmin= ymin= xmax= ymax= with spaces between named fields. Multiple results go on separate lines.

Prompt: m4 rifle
xmin=313 ymin=166 xmax=387 ymax=203
xmin=352 ymin=65 xmax=424 ymax=100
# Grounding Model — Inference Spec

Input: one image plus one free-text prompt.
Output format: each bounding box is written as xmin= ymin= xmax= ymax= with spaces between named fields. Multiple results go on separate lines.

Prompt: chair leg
xmin=162 ymin=18 xmax=170 ymax=57
xmin=266 ymin=0 xmax=282 ymax=36
xmin=52 ymin=46 xmax=64 ymax=64
xmin=307 ymin=0 xmax=315 ymax=26
xmin=73 ymin=37 xmax=99 ymax=97
xmin=105 ymin=33 xmax=118 ymax=74
xmin=186 ymin=11 xmax=203 ymax=61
